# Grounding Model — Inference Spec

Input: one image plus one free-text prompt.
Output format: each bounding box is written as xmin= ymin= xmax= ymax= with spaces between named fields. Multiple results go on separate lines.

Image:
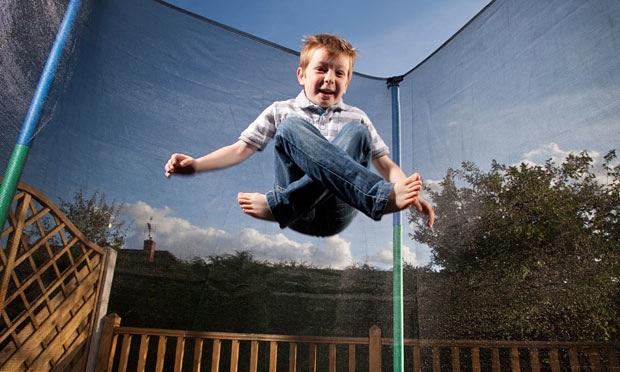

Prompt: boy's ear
xmin=296 ymin=67 xmax=305 ymax=85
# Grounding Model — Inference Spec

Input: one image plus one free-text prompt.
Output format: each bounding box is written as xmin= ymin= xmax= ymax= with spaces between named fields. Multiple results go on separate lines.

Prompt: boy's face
xmin=297 ymin=47 xmax=351 ymax=109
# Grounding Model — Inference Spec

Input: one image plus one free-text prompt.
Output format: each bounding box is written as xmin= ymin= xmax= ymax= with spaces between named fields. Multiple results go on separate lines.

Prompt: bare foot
xmin=238 ymin=192 xmax=277 ymax=222
xmin=384 ymin=173 xmax=422 ymax=214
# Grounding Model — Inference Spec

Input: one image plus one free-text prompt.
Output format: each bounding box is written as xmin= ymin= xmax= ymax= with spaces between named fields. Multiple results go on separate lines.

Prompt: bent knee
xmin=341 ymin=121 xmax=371 ymax=141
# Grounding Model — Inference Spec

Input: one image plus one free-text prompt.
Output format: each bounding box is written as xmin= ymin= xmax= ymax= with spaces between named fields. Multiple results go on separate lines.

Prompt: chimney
xmin=143 ymin=238 xmax=156 ymax=262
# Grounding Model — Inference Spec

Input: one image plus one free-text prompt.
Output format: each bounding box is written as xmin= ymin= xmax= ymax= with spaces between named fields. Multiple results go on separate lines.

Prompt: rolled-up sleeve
xmin=239 ymin=104 xmax=277 ymax=151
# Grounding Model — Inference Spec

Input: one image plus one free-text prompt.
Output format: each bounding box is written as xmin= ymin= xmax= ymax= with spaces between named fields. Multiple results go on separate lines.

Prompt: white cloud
xmin=520 ymin=142 xmax=614 ymax=184
xmin=521 ymin=143 xmax=572 ymax=167
xmin=121 ymin=201 xmax=355 ymax=269
xmin=366 ymin=241 xmax=424 ymax=269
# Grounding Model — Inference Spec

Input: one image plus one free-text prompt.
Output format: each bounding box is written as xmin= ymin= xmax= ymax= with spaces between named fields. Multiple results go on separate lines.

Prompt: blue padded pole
xmin=0 ymin=0 xmax=83 ymax=230
xmin=387 ymin=75 xmax=404 ymax=372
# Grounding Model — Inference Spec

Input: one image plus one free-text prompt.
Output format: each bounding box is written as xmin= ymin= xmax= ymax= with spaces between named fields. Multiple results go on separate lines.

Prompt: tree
xmin=58 ymin=189 xmax=128 ymax=249
xmin=410 ymin=150 xmax=619 ymax=341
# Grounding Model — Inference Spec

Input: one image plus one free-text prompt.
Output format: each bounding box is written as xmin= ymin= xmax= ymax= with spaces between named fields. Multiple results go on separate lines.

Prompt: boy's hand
xmin=164 ymin=153 xmax=196 ymax=178
xmin=413 ymin=196 xmax=435 ymax=228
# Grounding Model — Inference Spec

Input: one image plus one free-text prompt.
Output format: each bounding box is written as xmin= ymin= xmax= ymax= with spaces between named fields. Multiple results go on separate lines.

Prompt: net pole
xmin=0 ymin=0 xmax=83 ymax=230
xmin=387 ymin=75 xmax=404 ymax=372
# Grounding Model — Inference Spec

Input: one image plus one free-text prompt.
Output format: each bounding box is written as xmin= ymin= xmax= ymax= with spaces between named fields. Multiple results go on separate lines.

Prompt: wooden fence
xmin=97 ymin=313 xmax=620 ymax=372
xmin=0 ymin=180 xmax=115 ymax=371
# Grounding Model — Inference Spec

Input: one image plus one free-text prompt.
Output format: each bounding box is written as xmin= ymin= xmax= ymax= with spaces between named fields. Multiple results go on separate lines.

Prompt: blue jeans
xmin=265 ymin=118 xmax=393 ymax=236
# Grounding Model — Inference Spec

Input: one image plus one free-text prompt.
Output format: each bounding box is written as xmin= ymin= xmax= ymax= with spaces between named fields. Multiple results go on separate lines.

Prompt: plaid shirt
xmin=239 ymin=91 xmax=389 ymax=159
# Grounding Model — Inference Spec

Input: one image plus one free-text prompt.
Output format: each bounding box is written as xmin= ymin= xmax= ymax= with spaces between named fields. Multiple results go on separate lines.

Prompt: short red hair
xmin=300 ymin=34 xmax=358 ymax=81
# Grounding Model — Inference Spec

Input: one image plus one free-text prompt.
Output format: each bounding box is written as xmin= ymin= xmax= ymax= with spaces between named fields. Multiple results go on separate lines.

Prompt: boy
xmin=165 ymin=34 xmax=434 ymax=236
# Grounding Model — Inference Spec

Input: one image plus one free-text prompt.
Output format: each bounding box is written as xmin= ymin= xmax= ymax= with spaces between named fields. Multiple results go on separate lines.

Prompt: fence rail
xmin=96 ymin=313 xmax=620 ymax=372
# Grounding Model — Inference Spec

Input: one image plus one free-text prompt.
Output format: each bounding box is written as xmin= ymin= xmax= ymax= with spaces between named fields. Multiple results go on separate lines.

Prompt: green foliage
xmin=410 ymin=150 xmax=620 ymax=341
xmin=105 ymin=151 xmax=620 ymax=342
xmin=108 ymin=251 xmax=426 ymax=339
xmin=58 ymin=189 xmax=128 ymax=249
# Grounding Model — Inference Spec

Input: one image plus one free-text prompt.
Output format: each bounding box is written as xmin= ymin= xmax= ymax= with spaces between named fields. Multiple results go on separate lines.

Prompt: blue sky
xmin=165 ymin=0 xmax=491 ymax=77
xmin=123 ymin=0 xmax=491 ymax=269
xmin=142 ymin=0 xmax=616 ymax=270
xmin=10 ymin=0 xmax=616 ymax=271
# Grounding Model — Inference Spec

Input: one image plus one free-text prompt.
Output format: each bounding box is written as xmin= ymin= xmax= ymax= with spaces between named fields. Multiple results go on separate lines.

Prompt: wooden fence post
xmin=86 ymin=247 xmax=117 ymax=371
xmin=369 ymin=326 xmax=382 ymax=372
xmin=95 ymin=313 xmax=121 ymax=372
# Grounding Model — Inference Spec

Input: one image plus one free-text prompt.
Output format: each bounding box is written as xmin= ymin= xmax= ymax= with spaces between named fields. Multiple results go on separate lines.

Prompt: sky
xmin=132 ymin=0 xmax=493 ymax=269
xmin=164 ymin=0 xmax=492 ymax=77
xmin=131 ymin=0 xmax=616 ymax=270
xmin=6 ymin=0 xmax=617 ymax=272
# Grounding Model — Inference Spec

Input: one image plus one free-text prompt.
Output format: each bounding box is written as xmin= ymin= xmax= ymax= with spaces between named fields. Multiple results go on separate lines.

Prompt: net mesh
xmin=1 ymin=0 xmax=619 ymax=362
xmin=0 ymin=0 xmax=67 ymax=151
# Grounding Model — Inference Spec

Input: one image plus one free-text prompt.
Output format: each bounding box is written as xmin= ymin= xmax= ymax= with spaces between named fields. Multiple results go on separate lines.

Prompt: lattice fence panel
xmin=0 ymin=181 xmax=108 ymax=371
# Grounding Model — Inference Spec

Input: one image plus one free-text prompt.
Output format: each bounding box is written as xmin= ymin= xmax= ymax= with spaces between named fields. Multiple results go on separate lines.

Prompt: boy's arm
xmin=372 ymin=155 xmax=435 ymax=227
xmin=165 ymin=140 xmax=257 ymax=178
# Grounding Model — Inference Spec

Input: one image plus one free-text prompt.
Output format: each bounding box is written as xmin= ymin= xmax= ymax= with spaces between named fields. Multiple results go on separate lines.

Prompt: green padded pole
xmin=0 ymin=146 xmax=30 ymax=228
xmin=388 ymin=75 xmax=404 ymax=372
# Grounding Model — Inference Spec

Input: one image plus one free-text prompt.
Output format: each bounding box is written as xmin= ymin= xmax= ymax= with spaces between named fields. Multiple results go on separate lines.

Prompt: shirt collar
xmin=295 ymin=90 xmax=347 ymax=112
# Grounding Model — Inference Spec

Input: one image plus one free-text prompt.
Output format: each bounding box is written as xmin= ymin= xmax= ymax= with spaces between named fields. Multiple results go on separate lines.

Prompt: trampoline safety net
xmin=1 ymin=0 xmax=619 ymax=370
